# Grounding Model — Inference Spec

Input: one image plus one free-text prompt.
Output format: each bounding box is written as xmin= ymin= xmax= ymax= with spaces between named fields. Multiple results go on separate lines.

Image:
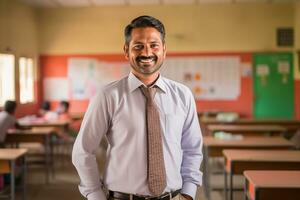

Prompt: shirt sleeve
xmin=72 ymin=90 xmax=110 ymax=200
xmin=180 ymin=89 xmax=203 ymax=199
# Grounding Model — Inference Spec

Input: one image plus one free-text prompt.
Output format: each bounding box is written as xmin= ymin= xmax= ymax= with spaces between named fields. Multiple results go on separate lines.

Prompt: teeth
xmin=139 ymin=58 xmax=153 ymax=63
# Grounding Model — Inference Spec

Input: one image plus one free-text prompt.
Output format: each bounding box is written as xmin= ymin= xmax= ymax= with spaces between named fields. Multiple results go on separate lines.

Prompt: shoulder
xmin=161 ymin=76 xmax=193 ymax=99
xmin=0 ymin=111 xmax=5 ymax=118
xmin=0 ymin=111 xmax=11 ymax=119
xmin=0 ymin=111 xmax=16 ymax=124
xmin=0 ymin=112 xmax=6 ymax=122
xmin=92 ymin=76 xmax=128 ymax=102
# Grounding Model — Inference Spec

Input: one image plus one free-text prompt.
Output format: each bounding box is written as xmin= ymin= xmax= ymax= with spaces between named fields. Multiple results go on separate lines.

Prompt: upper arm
xmin=74 ymin=90 xmax=111 ymax=154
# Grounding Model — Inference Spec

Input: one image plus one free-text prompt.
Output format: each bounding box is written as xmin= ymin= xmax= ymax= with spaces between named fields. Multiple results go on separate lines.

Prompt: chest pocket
xmin=164 ymin=111 xmax=186 ymax=143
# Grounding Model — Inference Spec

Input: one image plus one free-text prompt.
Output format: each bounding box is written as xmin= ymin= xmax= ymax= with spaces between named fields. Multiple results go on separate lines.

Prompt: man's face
xmin=124 ymin=27 xmax=166 ymax=80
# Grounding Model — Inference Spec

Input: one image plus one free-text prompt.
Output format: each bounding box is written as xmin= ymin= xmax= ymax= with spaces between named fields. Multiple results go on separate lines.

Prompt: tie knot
xmin=140 ymin=86 xmax=156 ymax=101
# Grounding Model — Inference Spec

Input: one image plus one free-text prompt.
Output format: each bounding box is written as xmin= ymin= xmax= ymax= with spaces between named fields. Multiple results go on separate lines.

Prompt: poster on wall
xmin=161 ymin=56 xmax=241 ymax=100
xmin=44 ymin=78 xmax=69 ymax=101
xmin=68 ymin=58 xmax=130 ymax=100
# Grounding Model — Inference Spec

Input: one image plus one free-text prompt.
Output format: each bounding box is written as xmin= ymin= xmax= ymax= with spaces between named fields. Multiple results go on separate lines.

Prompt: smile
xmin=136 ymin=56 xmax=156 ymax=64
xmin=139 ymin=58 xmax=154 ymax=63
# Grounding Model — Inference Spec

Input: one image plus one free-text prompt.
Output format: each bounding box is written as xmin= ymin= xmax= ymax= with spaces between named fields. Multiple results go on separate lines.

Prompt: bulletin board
xmin=162 ymin=56 xmax=241 ymax=100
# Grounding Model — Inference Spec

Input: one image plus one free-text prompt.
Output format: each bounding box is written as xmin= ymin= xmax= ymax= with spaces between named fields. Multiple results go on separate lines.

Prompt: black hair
xmin=4 ymin=100 xmax=17 ymax=114
xmin=41 ymin=101 xmax=50 ymax=111
xmin=124 ymin=15 xmax=165 ymax=45
xmin=60 ymin=101 xmax=69 ymax=111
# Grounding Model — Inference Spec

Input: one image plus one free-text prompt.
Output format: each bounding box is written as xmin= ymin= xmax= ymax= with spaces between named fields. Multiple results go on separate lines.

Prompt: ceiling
xmin=20 ymin=0 xmax=299 ymax=7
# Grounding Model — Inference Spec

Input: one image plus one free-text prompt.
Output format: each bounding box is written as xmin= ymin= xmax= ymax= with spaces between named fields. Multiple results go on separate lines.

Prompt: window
xmin=0 ymin=54 xmax=15 ymax=107
xmin=19 ymin=57 xmax=35 ymax=104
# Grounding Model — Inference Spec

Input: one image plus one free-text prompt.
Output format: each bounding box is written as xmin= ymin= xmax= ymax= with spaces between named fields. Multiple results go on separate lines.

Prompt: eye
xmin=150 ymin=43 xmax=159 ymax=48
xmin=133 ymin=44 xmax=143 ymax=50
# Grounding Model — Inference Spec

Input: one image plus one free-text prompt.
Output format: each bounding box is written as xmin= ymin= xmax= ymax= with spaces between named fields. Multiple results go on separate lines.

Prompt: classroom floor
xmin=11 ymin=147 xmax=244 ymax=200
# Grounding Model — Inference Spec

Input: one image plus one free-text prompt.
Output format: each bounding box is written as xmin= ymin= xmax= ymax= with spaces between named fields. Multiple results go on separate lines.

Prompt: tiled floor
xmin=17 ymin=156 xmax=84 ymax=200
xmin=8 ymin=147 xmax=244 ymax=200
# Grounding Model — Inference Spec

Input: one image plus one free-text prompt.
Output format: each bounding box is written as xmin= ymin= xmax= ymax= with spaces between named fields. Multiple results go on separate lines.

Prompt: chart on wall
xmin=68 ymin=58 xmax=130 ymax=100
xmin=161 ymin=56 xmax=241 ymax=100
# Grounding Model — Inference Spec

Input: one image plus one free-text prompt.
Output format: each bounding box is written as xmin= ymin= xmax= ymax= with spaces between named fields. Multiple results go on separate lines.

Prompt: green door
xmin=253 ymin=52 xmax=294 ymax=119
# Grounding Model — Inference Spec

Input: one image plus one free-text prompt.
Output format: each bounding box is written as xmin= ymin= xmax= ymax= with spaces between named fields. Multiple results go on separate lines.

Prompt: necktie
xmin=140 ymin=86 xmax=167 ymax=196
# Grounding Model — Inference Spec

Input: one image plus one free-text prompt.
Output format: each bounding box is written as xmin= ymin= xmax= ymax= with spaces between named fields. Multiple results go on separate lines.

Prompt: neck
xmin=133 ymin=72 xmax=159 ymax=87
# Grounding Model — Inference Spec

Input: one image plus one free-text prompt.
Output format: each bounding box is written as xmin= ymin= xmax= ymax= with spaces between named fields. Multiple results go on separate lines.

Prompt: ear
xmin=124 ymin=44 xmax=129 ymax=60
xmin=163 ymin=43 xmax=167 ymax=59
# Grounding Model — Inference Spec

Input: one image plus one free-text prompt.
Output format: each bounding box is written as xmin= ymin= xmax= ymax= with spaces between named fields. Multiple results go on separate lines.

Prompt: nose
xmin=141 ymin=45 xmax=152 ymax=56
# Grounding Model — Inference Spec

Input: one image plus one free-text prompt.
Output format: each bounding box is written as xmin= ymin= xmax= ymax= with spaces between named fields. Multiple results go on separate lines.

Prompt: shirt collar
xmin=128 ymin=72 xmax=166 ymax=93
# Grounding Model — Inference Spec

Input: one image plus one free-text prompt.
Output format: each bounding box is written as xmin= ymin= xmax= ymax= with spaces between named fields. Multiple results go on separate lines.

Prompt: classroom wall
xmin=1 ymin=1 xmax=298 ymax=118
xmin=0 ymin=0 xmax=40 ymax=117
xmin=38 ymin=3 xmax=300 ymax=118
xmin=38 ymin=3 xmax=294 ymax=54
xmin=40 ymin=53 xmax=253 ymax=117
xmin=296 ymin=3 xmax=300 ymax=51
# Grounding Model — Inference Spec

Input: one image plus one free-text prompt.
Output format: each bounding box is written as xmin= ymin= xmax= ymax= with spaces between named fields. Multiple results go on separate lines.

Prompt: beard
xmin=132 ymin=55 xmax=163 ymax=75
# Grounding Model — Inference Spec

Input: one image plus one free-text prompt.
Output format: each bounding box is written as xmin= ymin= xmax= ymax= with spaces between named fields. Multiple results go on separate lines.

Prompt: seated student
xmin=40 ymin=101 xmax=59 ymax=121
xmin=0 ymin=101 xmax=23 ymax=190
xmin=58 ymin=101 xmax=81 ymax=137
xmin=0 ymin=101 xmax=18 ymax=192
xmin=38 ymin=101 xmax=51 ymax=117
xmin=56 ymin=100 xmax=70 ymax=120
xmin=53 ymin=101 xmax=79 ymax=141
xmin=0 ymin=100 xmax=18 ymax=148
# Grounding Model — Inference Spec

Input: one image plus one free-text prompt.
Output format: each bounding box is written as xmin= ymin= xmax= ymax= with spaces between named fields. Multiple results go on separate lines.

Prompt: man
xmin=0 ymin=100 xmax=18 ymax=148
xmin=72 ymin=15 xmax=203 ymax=200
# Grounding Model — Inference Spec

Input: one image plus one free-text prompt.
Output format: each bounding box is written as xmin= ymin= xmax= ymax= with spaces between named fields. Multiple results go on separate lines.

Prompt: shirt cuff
xmin=87 ymin=189 xmax=107 ymax=200
xmin=181 ymin=182 xmax=197 ymax=200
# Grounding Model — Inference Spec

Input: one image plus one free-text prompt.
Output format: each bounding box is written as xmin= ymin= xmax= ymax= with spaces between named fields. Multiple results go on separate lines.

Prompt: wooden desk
xmin=204 ymin=136 xmax=294 ymax=157
xmin=201 ymin=117 xmax=300 ymax=125
xmin=6 ymin=128 xmax=56 ymax=183
xmin=70 ymin=112 xmax=84 ymax=120
xmin=203 ymin=137 xmax=294 ymax=200
xmin=201 ymin=117 xmax=300 ymax=136
xmin=244 ymin=170 xmax=300 ymax=200
xmin=223 ymin=150 xmax=300 ymax=200
xmin=207 ymin=124 xmax=287 ymax=136
xmin=18 ymin=119 xmax=69 ymax=130
xmin=0 ymin=149 xmax=27 ymax=200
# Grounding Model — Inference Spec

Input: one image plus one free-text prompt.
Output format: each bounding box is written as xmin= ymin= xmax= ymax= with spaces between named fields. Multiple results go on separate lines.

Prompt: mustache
xmin=136 ymin=55 xmax=157 ymax=61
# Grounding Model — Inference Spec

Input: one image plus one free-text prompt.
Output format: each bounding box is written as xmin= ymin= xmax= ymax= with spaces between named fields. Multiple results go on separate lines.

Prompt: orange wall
xmin=40 ymin=53 xmax=256 ymax=117
xmin=196 ymin=78 xmax=252 ymax=117
xmin=40 ymin=53 xmax=300 ymax=119
xmin=40 ymin=54 xmax=127 ymax=113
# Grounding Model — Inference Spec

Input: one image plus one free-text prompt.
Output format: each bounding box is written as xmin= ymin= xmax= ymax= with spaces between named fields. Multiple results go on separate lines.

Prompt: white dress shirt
xmin=72 ymin=72 xmax=203 ymax=200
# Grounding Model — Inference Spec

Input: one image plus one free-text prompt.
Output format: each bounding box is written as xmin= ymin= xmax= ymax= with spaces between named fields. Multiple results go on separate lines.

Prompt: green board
xmin=253 ymin=52 xmax=294 ymax=119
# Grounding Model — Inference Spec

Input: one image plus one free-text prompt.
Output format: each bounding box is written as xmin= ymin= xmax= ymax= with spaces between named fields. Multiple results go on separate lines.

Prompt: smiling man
xmin=72 ymin=16 xmax=203 ymax=200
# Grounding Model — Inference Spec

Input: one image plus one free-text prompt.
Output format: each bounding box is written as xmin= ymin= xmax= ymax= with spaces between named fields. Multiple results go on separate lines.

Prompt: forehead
xmin=130 ymin=27 xmax=162 ymax=43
